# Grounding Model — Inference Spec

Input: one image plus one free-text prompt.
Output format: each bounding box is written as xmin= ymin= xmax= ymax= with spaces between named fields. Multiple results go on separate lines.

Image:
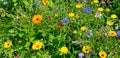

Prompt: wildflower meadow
xmin=0 ymin=0 xmax=120 ymax=58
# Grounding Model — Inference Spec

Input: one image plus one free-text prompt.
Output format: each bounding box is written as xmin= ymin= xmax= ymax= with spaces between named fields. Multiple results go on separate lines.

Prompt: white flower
xmin=86 ymin=30 xmax=93 ymax=38
xmin=95 ymin=12 xmax=102 ymax=18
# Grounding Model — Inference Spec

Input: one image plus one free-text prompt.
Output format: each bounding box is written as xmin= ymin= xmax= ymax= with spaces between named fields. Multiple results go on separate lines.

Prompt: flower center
xmin=36 ymin=45 xmax=39 ymax=48
xmin=36 ymin=18 xmax=39 ymax=20
xmin=44 ymin=0 xmax=47 ymax=3
xmin=111 ymin=33 xmax=114 ymax=35
xmin=101 ymin=54 xmax=104 ymax=57
xmin=7 ymin=43 xmax=10 ymax=46
xmin=85 ymin=49 xmax=88 ymax=51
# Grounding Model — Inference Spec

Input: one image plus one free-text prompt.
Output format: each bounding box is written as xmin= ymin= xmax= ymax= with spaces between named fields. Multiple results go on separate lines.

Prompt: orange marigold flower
xmin=32 ymin=41 xmax=43 ymax=50
xmin=109 ymin=31 xmax=116 ymax=36
xmin=99 ymin=51 xmax=107 ymax=58
xmin=57 ymin=22 xmax=63 ymax=27
xmin=32 ymin=15 xmax=42 ymax=24
xmin=4 ymin=40 xmax=12 ymax=48
xmin=42 ymin=0 xmax=48 ymax=4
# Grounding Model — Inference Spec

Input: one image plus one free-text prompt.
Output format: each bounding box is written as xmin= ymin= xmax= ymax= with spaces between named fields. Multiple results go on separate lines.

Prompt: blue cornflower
xmin=117 ymin=31 xmax=120 ymax=37
xmin=33 ymin=0 xmax=38 ymax=6
xmin=61 ymin=18 xmax=68 ymax=24
xmin=84 ymin=7 xmax=91 ymax=13
xmin=86 ymin=30 xmax=93 ymax=38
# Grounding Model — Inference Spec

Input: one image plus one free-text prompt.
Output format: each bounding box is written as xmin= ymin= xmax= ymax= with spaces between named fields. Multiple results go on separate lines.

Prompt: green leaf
xmin=1 ymin=13 xmax=5 ymax=17
xmin=23 ymin=1 xmax=29 ymax=6
xmin=31 ymin=56 xmax=36 ymax=58
xmin=29 ymin=37 xmax=35 ymax=42
xmin=8 ymin=29 xmax=14 ymax=33
xmin=13 ymin=0 xmax=17 ymax=2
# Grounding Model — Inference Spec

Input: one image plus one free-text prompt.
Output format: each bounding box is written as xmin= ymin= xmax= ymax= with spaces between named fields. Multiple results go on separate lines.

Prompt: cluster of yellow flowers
xmin=82 ymin=46 xmax=107 ymax=58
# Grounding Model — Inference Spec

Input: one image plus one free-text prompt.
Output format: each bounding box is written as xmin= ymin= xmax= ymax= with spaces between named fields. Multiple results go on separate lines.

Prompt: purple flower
xmin=33 ymin=0 xmax=38 ymax=5
xmin=86 ymin=30 xmax=93 ymax=38
xmin=95 ymin=12 xmax=102 ymax=18
xmin=117 ymin=31 xmax=120 ymax=37
xmin=78 ymin=53 xmax=84 ymax=58
xmin=84 ymin=54 xmax=88 ymax=58
xmin=84 ymin=7 xmax=91 ymax=13
xmin=61 ymin=18 xmax=68 ymax=24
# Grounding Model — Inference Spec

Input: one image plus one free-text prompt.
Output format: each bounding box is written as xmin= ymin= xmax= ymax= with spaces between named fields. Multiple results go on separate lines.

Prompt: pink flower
xmin=16 ymin=56 xmax=19 ymax=58
xmin=78 ymin=53 xmax=84 ymax=58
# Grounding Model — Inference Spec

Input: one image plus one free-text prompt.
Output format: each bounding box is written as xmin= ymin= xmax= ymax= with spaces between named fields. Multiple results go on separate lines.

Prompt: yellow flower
xmin=59 ymin=46 xmax=68 ymax=54
xmin=108 ymin=31 xmax=116 ymax=36
xmin=32 ymin=41 xmax=43 ymax=50
xmin=93 ymin=0 xmax=99 ymax=3
xmin=32 ymin=15 xmax=42 ymax=24
xmin=111 ymin=14 xmax=117 ymax=19
xmin=99 ymin=51 xmax=107 ymax=58
xmin=4 ymin=40 xmax=12 ymax=48
xmin=75 ymin=15 xmax=79 ymax=19
xmin=80 ymin=26 xmax=87 ymax=31
xmin=98 ymin=7 xmax=104 ymax=12
xmin=76 ymin=4 xmax=82 ymax=8
xmin=69 ymin=13 xmax=75 ymax=17
xmin=105 ymin=8 xmax=110 ymax=12
xmin=82 ymin=46 xmax=91 ymax=54
xmin=112 ymin=56 xmax=115 ymax=58
xmin=107 ymin=21 xmax=113 ymax=26
xmin=54 ymin=13 xmax=58 ymax=17
xmin=73 ymin=30 xmax=77 ymax=34
xmin=42 ymin=0 xmax=48 ymax=4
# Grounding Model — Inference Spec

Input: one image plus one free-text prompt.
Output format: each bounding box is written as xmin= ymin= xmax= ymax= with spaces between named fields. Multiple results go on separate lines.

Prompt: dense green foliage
xmin=0 ymin=0 xmax=120 ymax=58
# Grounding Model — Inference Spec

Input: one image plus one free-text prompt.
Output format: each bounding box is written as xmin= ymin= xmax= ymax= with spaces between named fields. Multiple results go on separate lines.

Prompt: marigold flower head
xmin=105 ymin=8 xmax=110 ymax=12
xmin=75 ymin=15 xmax=79 ymax=19
xmin=98 ymin=7 xmax=104 ymax=12
xmin=42 ymin=0 xmax=48 ymax=4
xmin=4 ymin=40 xmax=12 ymax=48
xmin=80 ymin=26 xmax=87 ymax=31
xmin=69 ymin=13 xmax=75 ymax=17
xmin=59 ymin=46 xmax=68 ymax=54
xmin=93 ymin=0 xmax=99 ymax=3
xmin=82 ymin=46 xmax=92 ymax=54
xmin=32 ymin=15 xmax=42 ymax=24
xmin=73 ymin=30 xmax=77 ymax=34
xmin=107 ymin=21 xmax=113 ymax=26
xmin=99 ymin=51 xmax=107 ymax=58
xmin=109 ymin=31 xmax=116 ymax=36
xmin=32 ymin=41 xmax=43 ymax=50
xmin=76 ymin=4 xmax=82 ymax=8
xmin=57 ymin=22 xmax=63 ymax=27
xmin=111 ymin=14 xmax=117 ymax=19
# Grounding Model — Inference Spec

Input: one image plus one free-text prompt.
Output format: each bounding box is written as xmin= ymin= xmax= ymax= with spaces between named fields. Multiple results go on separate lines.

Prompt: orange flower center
xmin=43 ymin=0 xmax=47 ymax=3
xmin=7 ymin=43 xmax=10 ymax=46
xmin=36 ymin=18 xmax=39 ymax=20
xmin=85 ymin=49 xmax=88 ymax=51
xmin=101 ymin=54 xmax=104 ymax=57
xmin=36 ymin=45 xmax=39 ymax=48
xmin=111 ymin=33 xmax=114 ymax=35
